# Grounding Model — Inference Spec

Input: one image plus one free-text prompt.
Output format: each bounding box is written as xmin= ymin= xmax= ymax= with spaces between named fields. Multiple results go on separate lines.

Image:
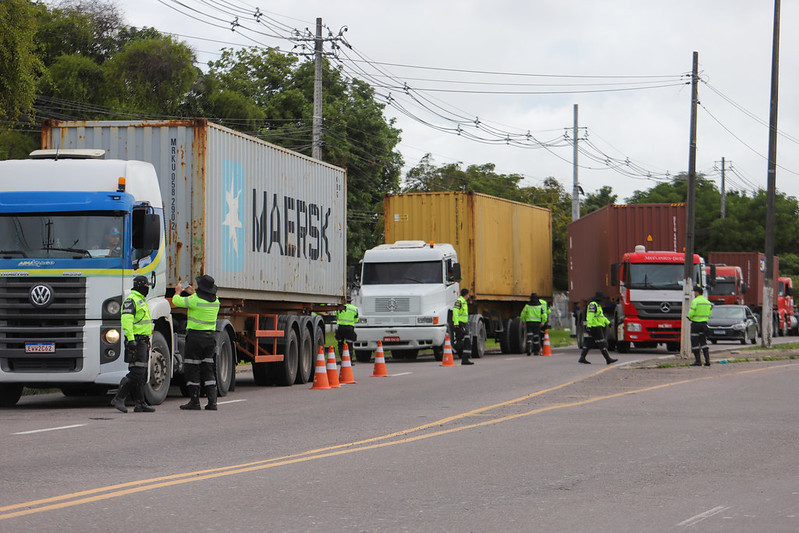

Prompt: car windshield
xmin=0 ymin=214 xmax=124 ymax=259
xmin=362 ymin=261 xmax=443 ymax=284
xmin=712 ymin=306 xmax=747 ymax=320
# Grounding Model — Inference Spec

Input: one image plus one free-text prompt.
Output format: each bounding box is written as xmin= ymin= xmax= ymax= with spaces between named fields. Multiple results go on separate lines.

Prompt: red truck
xmin=568 ymin=203 xmax=707 ymax=353
xmin=705 ymin=264 xmax=746 ymax=305
xmin=707 ymin=252 xmax=796 ymax=336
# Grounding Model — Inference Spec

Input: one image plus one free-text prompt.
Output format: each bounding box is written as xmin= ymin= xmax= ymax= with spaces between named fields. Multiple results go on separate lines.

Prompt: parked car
xmin=706 ymin=305 xmax=758 ymax=345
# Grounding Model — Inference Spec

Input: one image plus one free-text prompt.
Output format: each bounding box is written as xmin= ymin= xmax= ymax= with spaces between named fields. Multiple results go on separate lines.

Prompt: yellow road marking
xmin=1 ymin=363 xmax=794 ymax=520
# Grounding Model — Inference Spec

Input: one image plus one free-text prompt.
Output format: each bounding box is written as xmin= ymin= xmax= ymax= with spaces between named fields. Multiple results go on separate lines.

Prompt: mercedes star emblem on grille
xmin=660 ymin=302 xmax=671 ymax=313
xmin=30 ymin=284 xmax=53 ymax=308
xmin=386 ymin=298 xmax=398 ymax=312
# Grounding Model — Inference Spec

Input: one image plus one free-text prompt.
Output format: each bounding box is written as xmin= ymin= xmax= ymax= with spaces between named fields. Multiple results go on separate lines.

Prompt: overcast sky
xmin=123 ymin=1 xmax=799 ymax=203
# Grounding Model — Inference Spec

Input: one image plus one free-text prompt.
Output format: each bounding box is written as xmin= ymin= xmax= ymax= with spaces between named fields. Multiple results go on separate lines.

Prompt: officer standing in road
xmin=578 ymin=294 xmax=618 ymax=365
xmin=451 ymin=288 xmax=473 ymax=365
xmin=111 ymin=275 xmax=155 ymax=413
xmin=173 ymin=275 xmax=221 ymax=410
xmin=688 ymin=286 xmax=713 ymax=366
xmin=521 ymin=293 xmax=545 ymax=355
xmin=336 ymin=297 xmax=359 ymax=359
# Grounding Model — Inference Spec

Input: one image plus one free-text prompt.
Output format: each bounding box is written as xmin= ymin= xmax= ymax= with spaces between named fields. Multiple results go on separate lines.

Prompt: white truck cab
xmin=352 ymin=241 xmax=461 ymax=362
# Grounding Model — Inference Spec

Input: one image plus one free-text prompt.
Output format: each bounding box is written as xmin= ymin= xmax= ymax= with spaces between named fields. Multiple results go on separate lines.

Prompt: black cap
xmin=133 ymin=275 xmax=149 ymax=288
xmin=196 ymin=274 xmax=217 ymax=296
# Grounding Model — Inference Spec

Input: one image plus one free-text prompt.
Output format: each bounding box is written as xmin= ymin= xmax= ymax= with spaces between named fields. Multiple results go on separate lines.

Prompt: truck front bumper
xmin=353 ymin=325 xmax=448 ymax=352
xmin=619 ymin=319 xmax=681 ymax=343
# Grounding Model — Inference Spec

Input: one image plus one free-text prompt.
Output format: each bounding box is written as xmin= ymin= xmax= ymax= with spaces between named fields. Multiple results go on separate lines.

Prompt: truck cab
xmin=706 ymin=264 xmax=746 ymax=305
xmin=352 ymin=241 xmax=460 ymax=362
xmin=777 ymin=276 xmax=796 ymax=336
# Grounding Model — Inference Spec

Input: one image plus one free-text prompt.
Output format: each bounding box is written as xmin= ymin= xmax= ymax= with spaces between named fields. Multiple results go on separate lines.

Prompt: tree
xmin=0 ymin=0 xmax=44 ymax=128
xmin=403 ymin=155 xmax=523 ymax=200
xmin=581 ymin=185 xmax=617 ymax=215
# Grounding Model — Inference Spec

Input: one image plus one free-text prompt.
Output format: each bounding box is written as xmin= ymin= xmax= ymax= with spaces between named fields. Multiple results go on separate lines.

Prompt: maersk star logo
xmin=222 ymin=160 xmax=244 ymax=272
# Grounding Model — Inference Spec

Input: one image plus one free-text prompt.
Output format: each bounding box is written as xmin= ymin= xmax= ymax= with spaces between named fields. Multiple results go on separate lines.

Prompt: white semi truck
xmin=0 ymin=119 xmax=346 ymax=406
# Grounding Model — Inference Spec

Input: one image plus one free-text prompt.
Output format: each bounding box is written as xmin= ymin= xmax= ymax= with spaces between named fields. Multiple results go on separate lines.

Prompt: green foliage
xmin=581 ymin=185 xmax=617 ymax=215
xmin=0 ymin=0 xmax=44 ymax=128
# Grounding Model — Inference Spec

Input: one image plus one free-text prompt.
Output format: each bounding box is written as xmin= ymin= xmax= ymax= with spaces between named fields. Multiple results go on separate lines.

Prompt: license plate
xmin=25 ymin=343 xmax=55 ymax=353
xmin=383 ymin=336 xmax=400 ymax=343
xmin=713 ymin=330 xmax=725 ymax=335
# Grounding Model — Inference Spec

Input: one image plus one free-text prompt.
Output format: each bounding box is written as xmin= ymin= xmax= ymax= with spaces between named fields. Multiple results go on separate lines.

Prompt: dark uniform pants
xmin=125 ymin=336 xmax=150 ymax=386
xmin=336 ymin=324 xmax=357 ymax=355
xmin=525 ymin=321 xmax=541 ymax=355
xmin=184 ymin=330 xmax=217 ymax=389
xmin=690 ymin=321 xmax=710 ymax=362
xmin=452 ymin=323 xmax=469 ymax=359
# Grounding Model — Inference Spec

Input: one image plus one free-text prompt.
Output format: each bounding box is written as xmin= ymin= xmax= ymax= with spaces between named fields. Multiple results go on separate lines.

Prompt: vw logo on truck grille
xmin=660 ymin=302 xmax=671 ymax=313
xmin=30 ymin=284 xmax=54 ymax=308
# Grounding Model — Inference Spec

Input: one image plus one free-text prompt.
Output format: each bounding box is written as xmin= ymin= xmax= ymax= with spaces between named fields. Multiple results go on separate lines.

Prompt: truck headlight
xmin=627 ymin=322 xmax=642 ymax=332
xmin=104 ymin=328 xmax=121 ymax=344
xmin=357 ymin=318 xmax=367 ymax=325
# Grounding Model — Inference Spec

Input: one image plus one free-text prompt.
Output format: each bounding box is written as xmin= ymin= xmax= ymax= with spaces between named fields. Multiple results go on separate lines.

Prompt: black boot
xmin=690 ymin=350 xmax=702 ymax=366
xmin=204 ymin=385 xmax=218 ymax=410
xmin=703 ymin=348 xmax=711 ymax=366
xmin=110 ymin=377 xmax=132 ymax=413
xmin=578 ymin=349 xmax=591 ymax=364
xmin=133 ymin=384 xmax=155 ymax=413
xmin=602 ymin=350 xmax=618 ymax=365
xmin=180 ymin=386 xmax=201 ymax=410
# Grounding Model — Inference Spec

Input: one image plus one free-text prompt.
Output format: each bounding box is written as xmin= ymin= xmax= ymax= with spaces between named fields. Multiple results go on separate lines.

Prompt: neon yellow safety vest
xmin=521 ymin=302 xmax=543 ymax=322
xmin=586 ymin=300 xmax=610 ymax=328
xmin=121 ymin=290 xmax=153 ymax=341
xmin=688 ymin=295 xmax=713 ymax=322
xmin=336 ymin=303 xmax=359 ymax=326
xmin=173 ymin=293 xmax=220 ymax=331
xmin=453 ymin=296 xmax=469 ymax=326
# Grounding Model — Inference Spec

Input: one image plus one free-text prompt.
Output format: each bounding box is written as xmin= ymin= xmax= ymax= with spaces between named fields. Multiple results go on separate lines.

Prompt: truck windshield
xmin=0 ymin=214 xmax=124 ymax=259
xmin=628 ymin=263 xmax=700 ymax=290
xmin=362 ymin=261 xmax=442 ymax=284
xmin=710 ymin=281 xmax=736 ymax=296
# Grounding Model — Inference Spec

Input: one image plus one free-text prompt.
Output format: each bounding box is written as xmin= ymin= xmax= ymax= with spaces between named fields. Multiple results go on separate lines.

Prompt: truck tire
xmin=215 ymin=330 xmax=235 ymax=396
xmin=313 ymin=318 xmax=325 ymax=361
xmin=499 ymin=319 xmax=511 ymax=354
xmin=355 ymin=350 xmax=372 ymax=363
xmin=433 ymin=344 xmax=444 ymax=361
xmin=275 ymin=328 xmax=299 ymax=386
xmin=0 ymin=384 xmax=23 ymax=407
xmin=144 ymin=331 xmax=171 ymax=405
xmin=509 ymin=317 xmax=524 ymax=354
xmin=472 ymin=320 xmax=487 ymax=359
xmin=295 ymin=318 xmax=314 ymax=384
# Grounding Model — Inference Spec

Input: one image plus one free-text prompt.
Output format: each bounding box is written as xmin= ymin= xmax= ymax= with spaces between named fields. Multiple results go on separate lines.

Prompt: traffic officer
xmin=111 ymin=275 xmax=155 ymax=413
xmin=335 ymin=297 xmax=359 ymax=359
xmin=451 ymin=288 xmax=473 ymax=365
xmin=173 ymin=275 xmax=221 ymax=410
xmin=688 ymin=286 xmax=713 ymax=366
xmin=578 ymin=294 xmax=618 ymax=365
xmin=521 ymin=292 xmax=545 ymax=355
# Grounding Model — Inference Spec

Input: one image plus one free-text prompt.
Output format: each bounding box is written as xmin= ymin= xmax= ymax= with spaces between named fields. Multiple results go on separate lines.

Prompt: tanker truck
xmin=0 ymin=119 xmax=346 ymax=406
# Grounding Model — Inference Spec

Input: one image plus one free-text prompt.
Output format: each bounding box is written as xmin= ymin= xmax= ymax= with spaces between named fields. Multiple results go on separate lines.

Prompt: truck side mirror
xmin=610 ymin=263 xmax=619 ymax=286
xmin=132 ymin=212 xmax=161 ymax=251
xmin=709 ymin=265 xmax=717 ymax=287
xmin=788 ymin=285 xmax=794 ymax=297
xmin=741 ymin=282 xmax=747 ymax=294
xmin=448 ymin=263 xmax=462 ymax=283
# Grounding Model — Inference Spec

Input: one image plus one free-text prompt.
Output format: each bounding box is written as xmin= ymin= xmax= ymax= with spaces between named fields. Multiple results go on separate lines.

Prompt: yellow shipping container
xmin=384 ymin=191 xmax=552 ymax=301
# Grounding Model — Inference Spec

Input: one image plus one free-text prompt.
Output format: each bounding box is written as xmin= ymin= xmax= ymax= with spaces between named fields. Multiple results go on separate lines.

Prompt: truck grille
xmin=373 ymin=297 xmax=411 ymax=313
xmin=634 ymin=300 xmax=682 ymax=320
xmin=0 ymin=277 xmax=86 ymax=372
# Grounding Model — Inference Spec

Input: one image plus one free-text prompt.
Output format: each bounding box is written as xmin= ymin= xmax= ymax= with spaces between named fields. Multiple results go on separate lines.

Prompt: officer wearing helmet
xmin=173 ymin=275 xmax=221 ymax=410
xmin=111 ymin=275 xmax=155 ymax=413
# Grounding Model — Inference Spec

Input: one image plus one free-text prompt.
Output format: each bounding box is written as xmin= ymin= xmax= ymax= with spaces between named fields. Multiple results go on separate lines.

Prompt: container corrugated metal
xmin=41 ymin=119 xmax=346 ymax=304
xmin=568 ymin=203 xmax=686 ymax=304
xmin=707 ymin=252 xmax=778 ymax=307
xmin=384 ymin=191 xmax=552 ymax=300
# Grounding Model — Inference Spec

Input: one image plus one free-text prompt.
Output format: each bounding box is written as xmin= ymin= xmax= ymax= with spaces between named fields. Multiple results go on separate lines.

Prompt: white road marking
xmin=677 ymin=506 xmax=730 ymax=527
xmin=218 ymin=399 xmax=246 ymax=405
xmin=390 ymin=372 xmax=412 ymax=376
xmin=13 ymin=424 xmax=86 ymax=435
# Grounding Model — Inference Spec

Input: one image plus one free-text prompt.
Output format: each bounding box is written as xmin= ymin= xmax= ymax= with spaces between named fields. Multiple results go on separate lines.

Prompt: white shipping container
xmin=41 ymin=119 xmax=346 ymax=304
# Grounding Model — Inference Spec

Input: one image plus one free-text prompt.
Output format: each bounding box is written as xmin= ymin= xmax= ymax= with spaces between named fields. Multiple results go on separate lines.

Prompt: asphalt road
xmin=1 ymin=339 xmax=797 ymax=532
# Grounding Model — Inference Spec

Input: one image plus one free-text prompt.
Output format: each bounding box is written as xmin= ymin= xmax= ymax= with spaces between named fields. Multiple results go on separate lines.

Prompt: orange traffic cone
xmin=542 ymin=331 xmax=553 ymax=356
xmin=339 ymin=342 xmax=357 ymax=384
xmin=326 ymin=345 xmax=341 ymax=388
xmin=310 ymin=345 xmax=331 ymax=390
xmin=372 ymin=341 xmax=389 ymax=377
xmin=440 ymin=334 xmax=455 ymax=367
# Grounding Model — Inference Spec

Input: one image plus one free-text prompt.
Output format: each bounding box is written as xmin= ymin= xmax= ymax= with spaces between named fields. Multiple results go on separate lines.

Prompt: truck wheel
xmin=499 ymin=319 xmax=511 ymax=354
xmin=472 ymin=320 xmax=487 ymax=359
xmin=509 ymin=317 xmax=524 ymax=354
xmin=144 ymin=331 xmax=171 ymax=405
xmin=355 ymin=350 xmax=372 ymax=363
xmin=215 ymin=331 xmax=234 ymax=396
xmin=0 ymin=384 xmax=23 ymax=407
xmin=275 ymin=328 xmax=299 ymax=386
xmin=295 ymin=320 xmax=314 ymax=384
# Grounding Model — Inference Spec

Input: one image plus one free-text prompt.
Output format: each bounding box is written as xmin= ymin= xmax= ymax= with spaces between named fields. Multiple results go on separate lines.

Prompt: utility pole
xmin=572 ymin=104 xmax=580 ymax=221
xmin=763 ymin=0 xmax=781 ymax=347
xmin=312 ymin=17 xmax=323 ymax=161
xmin=680 ymin=51 xmax=699 ymax=360
xmin=720 ymin=157 xmax=726 ymax=218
